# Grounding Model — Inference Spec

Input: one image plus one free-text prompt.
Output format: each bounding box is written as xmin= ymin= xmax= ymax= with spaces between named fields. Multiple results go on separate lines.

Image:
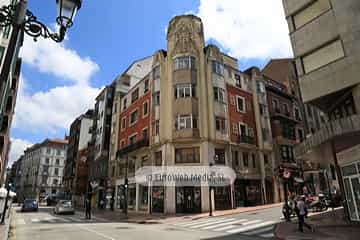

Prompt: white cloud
xmin=20 ymin=35 xmax=99 ymax=85
xmin=8 ymin=138 xmax=33 ymax=165
xmin=12 ymin=32 xmax=103 ymax=133
xmin=196 ymin=0 xmax=293 ymax=60
xmin=13 ymin=76 xmax=101 ymax=133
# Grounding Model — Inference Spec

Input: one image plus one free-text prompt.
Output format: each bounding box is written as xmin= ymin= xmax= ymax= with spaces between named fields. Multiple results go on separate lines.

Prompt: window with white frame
xmin=153 ymin=92 xmax=160 ymax=105
xmin=121 ymin=117 xmax=126 ymax=130
xmin=144 ymin=79 xmax=149 ymax=93
xmin=143 ymin=101 xmax=149 ymax=117
xmin=129 ymin=109 xmax=138 ymax=125
xmin=212 ymin=60 xmax=224 ymax=76
xmin=235 ymin=74 xmax=242 ymax=88
xmin=174 ymin=56 xmax=196 ymax=70
xmin=239 ymin=123 xmax=247 ymax=136
xmin=214 ymin=87 xmax=225 ymax=103
xmin=215 ymin=116 xmax=226 ymax=132
xmin=122 ymin=98 xmax=127 ymax=111
xmin=152 ymin=66 xmax=160 ymax=79
xmin=129 ymin=134 xmax=137 ymax=145
xmin=177 ymin=115 xmax=197 ymax=130
xmin=175 ymin=84 xmax=195 ymax=98
xmin=236 ymin=96 xmax=246 ymax=112
xmin=131 ymin=88 xmax=139 ymax=103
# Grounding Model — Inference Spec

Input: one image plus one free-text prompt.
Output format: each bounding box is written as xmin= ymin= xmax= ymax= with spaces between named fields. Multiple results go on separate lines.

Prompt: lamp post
xmin=1 ymin=181 xmax=12 ymax=224
xmin=209 ymin=155 xmax=217 ymax=216
xmin=0 ymin=0 xmax=82 ymax=85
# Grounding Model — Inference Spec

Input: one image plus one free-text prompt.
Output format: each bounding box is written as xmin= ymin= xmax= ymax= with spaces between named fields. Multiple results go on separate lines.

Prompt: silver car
xmin=54 ymin=200 xmax=75 ymax=214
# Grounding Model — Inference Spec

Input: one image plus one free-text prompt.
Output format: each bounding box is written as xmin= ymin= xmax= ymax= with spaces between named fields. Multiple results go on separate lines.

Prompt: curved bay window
xmin=174 ymin=56 xmax=196 ymax=70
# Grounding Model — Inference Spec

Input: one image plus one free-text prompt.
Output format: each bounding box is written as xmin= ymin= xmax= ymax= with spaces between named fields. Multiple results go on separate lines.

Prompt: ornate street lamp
xmin=0 ymin=0 xmax=82 ymax=42
xmin=0 ymin=0 xmax=83 ymax=86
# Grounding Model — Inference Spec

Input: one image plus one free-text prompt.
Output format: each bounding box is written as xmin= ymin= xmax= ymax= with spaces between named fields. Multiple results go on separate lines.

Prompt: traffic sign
xmin=283 ymin=169 xmax=291 ymax=179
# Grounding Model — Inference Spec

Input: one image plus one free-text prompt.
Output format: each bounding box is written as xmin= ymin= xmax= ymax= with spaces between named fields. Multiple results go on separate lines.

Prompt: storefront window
xmin=128 ymin=184 xmax=136 ymax=210
xmin=152 ymin=186 xmax=164 ymax=213
xmin=139 ymin=186 xmax=148 ymax=211
xmin=116 ymin=185 xmax=124 ymax=210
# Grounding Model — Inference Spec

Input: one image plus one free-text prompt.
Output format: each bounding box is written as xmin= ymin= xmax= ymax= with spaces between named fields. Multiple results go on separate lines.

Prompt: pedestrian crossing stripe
xmin=259 ymin=233 xmax=274 ymax=238
xmin=190 ymin=218 xmax=236 ymax=229
xmin=226 ymin=220 xmax=276 ymax=234
xmin=176 ymin=218 xmax=225 ymax=227
xmin=201 ymin=219 xmax=248 ymax=230
xmin=17 ymin=218 xmax=26 ymax=225
xmin=212 ymin=219 xmax=261 ymax=232
xmin=31 ymin=218 xmax=40 ymax=223
xmin=243 ymin=225 xmax=274 ymax=235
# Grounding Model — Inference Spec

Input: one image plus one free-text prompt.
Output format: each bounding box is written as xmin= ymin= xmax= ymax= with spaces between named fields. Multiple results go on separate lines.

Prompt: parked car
xmin=21 ymin=199 xmax=39 ymax=212
xmin=54 ymin=200 xmax=74 ymax=215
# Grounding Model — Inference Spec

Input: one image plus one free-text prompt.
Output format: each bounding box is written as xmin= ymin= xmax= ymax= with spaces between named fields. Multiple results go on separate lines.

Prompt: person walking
xmin=297 ymin=195 xmax=313 ymax=233
xmin=85 ymin=197 xmax=91 ymax=220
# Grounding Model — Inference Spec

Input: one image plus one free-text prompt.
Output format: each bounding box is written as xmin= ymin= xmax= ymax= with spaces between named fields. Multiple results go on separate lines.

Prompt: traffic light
xmin=124 ymin=179 xmax=128 ymax=189
xmin=7 ymin=182 xmax=13 ymax=191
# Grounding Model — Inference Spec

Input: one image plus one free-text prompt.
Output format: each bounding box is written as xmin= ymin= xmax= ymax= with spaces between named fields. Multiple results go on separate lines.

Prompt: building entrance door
xmin=176 ymin=187 xmax=201 ymax=213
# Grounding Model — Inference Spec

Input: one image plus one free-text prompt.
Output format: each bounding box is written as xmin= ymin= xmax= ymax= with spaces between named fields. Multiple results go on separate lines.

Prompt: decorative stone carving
xmin=172 ymin=21 xmax=198 ymax=55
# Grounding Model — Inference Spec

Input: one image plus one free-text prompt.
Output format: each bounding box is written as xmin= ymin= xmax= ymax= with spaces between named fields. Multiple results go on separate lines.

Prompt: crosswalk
xmin=16 ymin=215 xmax=105 ymax=225
xmin=171 ymin=217 xmax=277 ymax=238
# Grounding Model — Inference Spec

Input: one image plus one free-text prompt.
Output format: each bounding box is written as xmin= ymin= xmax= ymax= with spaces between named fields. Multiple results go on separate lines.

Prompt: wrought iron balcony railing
xmin=238 ymin=135 xmax=255 ymax=145
xmin=116 ymin=138 xmax=149 ymax=157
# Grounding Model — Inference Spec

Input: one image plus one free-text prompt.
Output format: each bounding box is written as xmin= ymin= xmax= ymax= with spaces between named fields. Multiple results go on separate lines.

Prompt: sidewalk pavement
xmin=275 ymin=208 xmax=360 ymax=240
xmin=0 ymin=208 xmax=13 ymax=240
xmin=79 ymin=202 xmax=283 ymax=224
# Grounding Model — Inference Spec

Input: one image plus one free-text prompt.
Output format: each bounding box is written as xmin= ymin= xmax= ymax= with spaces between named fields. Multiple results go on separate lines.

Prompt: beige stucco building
xmin=112 ymin=15 xmax=278 ymax=214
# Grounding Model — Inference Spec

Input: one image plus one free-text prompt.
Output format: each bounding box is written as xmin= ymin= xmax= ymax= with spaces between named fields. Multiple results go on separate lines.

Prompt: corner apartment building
xmin=113 ymin=15 xmax=277 ymax=214
xmin=88 ymin=85 xmax=115 ymax=208
xmin=64 ymin=110 xmax=93 ymax=206
xmin=282 ymin=0 xmax=360 ymax=221
xmin=18 ymin=138 xmax=67 ymax=201
xmin=0 ymin=0 xmax=23 ymax=184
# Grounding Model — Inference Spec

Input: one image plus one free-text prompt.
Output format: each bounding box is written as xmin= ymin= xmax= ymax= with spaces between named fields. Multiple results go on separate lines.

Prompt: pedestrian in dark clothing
xmin=297 ymin=196 xmax=313 ymax=232
xmin=85 ymin=198 xmax=91 ymax=219
xmin=110 ymin=197 xmax=114 ymax=211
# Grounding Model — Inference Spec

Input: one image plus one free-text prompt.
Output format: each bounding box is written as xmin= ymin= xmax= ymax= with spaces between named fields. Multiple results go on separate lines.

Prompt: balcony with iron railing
xmin=237 ymin=135 xmax=255 ymax=145
xmin=294 ymin=114 xmax=360 ymax=158
xmin=116 ymin=138 xmax=149 ymax=157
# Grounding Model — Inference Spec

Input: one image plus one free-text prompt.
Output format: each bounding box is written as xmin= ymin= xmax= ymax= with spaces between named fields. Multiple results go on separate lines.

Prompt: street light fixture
xmin=0 ymin=0 xmax=82 ymax=42
xmin=209 ymin=155 xmax=217 ymax=216
xmin=0 ymin=0 xmax=83 ymax=88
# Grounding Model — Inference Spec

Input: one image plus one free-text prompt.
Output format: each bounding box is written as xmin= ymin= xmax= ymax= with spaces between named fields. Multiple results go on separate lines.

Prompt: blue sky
xmin=9 ymin=0 xmax=292 ymax=164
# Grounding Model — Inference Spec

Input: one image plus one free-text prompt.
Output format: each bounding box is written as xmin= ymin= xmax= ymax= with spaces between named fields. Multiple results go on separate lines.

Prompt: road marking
xmin=243 ymin=225 xmax=274 ymax=235
xmin=226 ymin=221 xmax=276 ymax=234
xmin=190 ymin=218 xmax=236 ymax=228
xmin=259 ymin=232 xmax=274 ymax=238
xmin=201 ymin=219 xmax=248 ymax=230
xmin=79 ymin=226 xmax=115 ymax=240
xmin=17 ymin=219 xmax=26 ymax=225
xmin=66 ymin=216 xmax=83 ymax=222
xmin=31 ymin=218 xmax=40 ymax=223
xmin=176 ymin=218 xmax=225 ymax=227
xmin=213 ymin=219 xmax=261 ymax=232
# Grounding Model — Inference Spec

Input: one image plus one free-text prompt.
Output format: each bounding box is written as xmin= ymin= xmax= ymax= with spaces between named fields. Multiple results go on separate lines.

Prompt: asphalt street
xmin=9 ymin=206 xmax=283 ymax=240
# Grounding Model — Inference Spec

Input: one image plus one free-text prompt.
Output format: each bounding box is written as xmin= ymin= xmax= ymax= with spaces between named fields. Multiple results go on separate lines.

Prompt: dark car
xmin=21 ymin=199 xmax=39 ymax=212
